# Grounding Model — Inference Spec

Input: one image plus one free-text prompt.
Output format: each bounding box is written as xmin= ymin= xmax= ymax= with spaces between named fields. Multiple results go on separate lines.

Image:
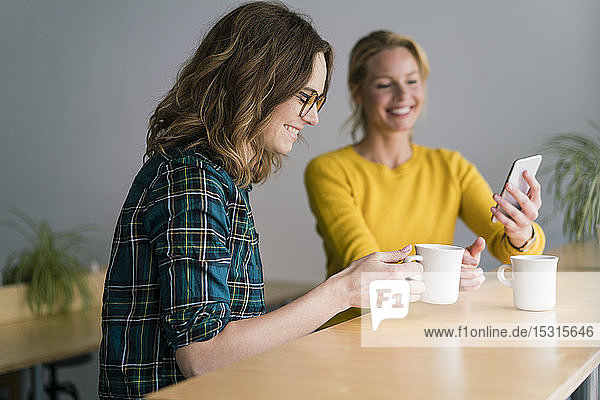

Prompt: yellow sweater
xmin=305 ymin=144 xmax=546 ymax=277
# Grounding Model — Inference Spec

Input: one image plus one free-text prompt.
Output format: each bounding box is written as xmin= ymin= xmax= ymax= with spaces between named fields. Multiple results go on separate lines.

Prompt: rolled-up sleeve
xmin=151 ymin=161 xmax=233 ymax=349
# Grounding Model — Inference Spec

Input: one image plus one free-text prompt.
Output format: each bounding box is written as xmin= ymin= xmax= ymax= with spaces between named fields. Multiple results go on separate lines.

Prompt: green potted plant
xmin=539 ymin=121 xmax=600 ymax=242
xmin=1 ymin=209 xmax=95 ymax=316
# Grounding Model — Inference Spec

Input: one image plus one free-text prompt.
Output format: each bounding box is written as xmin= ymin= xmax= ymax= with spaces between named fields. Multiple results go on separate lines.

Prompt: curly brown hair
xmin=146 ymin=1 xmax=333 ymax=187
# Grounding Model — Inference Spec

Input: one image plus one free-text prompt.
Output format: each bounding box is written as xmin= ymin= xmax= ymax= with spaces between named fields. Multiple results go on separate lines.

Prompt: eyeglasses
xmin=298 ymin=90 xmax=326 ymax=118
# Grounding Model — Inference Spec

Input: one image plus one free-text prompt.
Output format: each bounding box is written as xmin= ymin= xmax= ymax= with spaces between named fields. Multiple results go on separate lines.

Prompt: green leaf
xmin=538 ymin=121 xmax=600 ymax=241
xmin=1 ymin=209 xmax=97 ymax=316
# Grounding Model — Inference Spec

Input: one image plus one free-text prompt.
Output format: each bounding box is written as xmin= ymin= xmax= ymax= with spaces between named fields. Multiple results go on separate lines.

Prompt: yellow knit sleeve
xmin=449 ymin=151 xmax=546 ymax=264
xmin=304 ymin=154 xmax=379 ymax=276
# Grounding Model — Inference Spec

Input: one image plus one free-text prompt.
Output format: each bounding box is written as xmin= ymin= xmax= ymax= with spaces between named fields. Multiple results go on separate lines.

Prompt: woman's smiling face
xmin=356 ymin=46 xmax=425 ymax=136
xmin=262 ymin=52 xmax=327 ymax=154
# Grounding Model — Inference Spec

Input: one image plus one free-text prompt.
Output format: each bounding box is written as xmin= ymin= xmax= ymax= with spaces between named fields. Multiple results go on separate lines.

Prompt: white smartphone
xmin=491 ymin=154 xmax=542 ymax=223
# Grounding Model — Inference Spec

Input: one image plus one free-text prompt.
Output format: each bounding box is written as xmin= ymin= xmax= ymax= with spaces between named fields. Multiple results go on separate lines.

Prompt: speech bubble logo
xmin=369 ymin=279 xmax=410 ymax=331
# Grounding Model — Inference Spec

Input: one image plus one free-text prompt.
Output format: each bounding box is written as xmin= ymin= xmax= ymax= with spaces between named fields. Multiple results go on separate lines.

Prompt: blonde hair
xmin=146 ymin=2 xmax=333 ymax=187
xmin=347 ymin=30 xmax=429 ymax=142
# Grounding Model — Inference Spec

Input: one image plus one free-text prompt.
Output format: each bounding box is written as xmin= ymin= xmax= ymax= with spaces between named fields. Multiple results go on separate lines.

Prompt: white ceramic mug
xmin=497 ymin=255 xmax=559 ymax=311
xmin=404 ymin=244 xmax=465 ymax=304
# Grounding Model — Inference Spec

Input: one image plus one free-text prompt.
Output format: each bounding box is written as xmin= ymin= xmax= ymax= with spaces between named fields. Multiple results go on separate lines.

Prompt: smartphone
xmin=491 ymin=154 xmax=542 ymax=222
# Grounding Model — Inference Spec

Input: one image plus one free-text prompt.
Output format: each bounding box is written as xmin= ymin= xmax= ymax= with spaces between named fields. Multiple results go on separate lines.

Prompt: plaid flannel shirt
xmin=99 ymin=148 xmax=265 ymax=399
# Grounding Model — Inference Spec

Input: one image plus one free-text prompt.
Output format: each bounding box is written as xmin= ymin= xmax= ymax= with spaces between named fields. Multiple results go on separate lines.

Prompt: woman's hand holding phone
xmin=491 ymin=170 xmax=542 ymax=248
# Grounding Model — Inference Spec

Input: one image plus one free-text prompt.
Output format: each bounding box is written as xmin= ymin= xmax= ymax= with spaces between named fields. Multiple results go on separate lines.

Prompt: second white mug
xmin=497 ymin=255 xmax=558 ymax=311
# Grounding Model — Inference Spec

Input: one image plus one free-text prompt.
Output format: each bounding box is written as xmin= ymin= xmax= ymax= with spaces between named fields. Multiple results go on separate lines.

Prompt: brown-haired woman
xmin=99 ymin=6 xmax=424 ymax=399
xmin=305 ymin=30 xmax=546 ymax=324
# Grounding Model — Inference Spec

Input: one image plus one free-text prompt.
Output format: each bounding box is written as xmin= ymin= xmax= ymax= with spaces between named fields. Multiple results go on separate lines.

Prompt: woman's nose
xmin=393 ymin=85 xmax=405 ymax=101
xmin=302 ymin=105 xmax=319 ymax=126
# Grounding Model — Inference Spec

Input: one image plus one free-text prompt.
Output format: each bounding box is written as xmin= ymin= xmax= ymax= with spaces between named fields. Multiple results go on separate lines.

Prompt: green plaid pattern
xmin=99 ymin=148 xmax=265 ymax=399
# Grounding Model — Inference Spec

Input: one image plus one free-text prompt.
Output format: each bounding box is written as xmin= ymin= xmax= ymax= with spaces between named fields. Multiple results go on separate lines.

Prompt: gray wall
xmin=2 ymin=0 xmax=599 ymax=398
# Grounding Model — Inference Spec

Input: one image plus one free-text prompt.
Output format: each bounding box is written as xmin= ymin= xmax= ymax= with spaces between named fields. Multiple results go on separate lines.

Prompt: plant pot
xmin=0 ymin=268 xmax=106 ymax=324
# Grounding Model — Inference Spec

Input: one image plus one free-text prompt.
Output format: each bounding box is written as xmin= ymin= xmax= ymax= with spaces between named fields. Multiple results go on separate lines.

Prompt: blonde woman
xmin=99 ymin=7 xmax=424 ymax=399
xmin=305 ymin=31 xmax=545 ymax=324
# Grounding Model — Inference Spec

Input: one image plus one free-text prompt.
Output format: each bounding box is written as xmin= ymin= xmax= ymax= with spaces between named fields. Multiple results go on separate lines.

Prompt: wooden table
xmin=0 ymin=309 xmax=103 ymax=399
xmin=0 ymin=281 xmax=312 ymax=372
xmin=147 ymin=271 xmax=600 ymax=400
xmin=0 ymin=275 xmax=313 ymax=399
xmin=0 ymin=269 xmax=107 ymax=400
xmin=0 ymin=309 xmax=102 ymax=375
xmin=549 ymin=241 xmax=600 ymax=271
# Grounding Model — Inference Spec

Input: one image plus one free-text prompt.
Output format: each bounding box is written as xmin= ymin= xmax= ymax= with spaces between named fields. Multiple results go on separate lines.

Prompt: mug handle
xmin=497 ymin=265 xmax=513 ymax=288
xmin=403 ymin=255 xmax=424 ymax=282
xmin=404 ymin=255 xmax=423 ymax=263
